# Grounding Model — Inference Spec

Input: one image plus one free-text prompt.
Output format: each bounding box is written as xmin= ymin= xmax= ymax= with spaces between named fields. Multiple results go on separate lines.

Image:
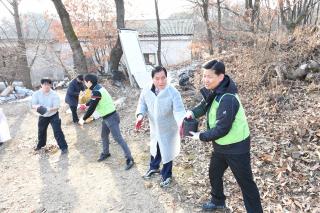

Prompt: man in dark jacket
xmin=65 ymin=75 xmax=85 ymax=123
xmin=187 ymin=60 xmax=263 ymax=212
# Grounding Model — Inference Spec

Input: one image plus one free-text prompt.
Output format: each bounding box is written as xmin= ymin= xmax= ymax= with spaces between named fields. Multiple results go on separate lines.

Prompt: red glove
xmin=79 ymin=104 xmax=87 ymax=111
xmin=135 ymin=115 xmax=143 ymax=130
xmin=135 ymin=119 xmax=143 ymax=130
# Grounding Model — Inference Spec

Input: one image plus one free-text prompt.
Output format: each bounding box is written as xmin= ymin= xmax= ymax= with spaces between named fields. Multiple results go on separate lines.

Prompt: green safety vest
xmin=208 ymin=93 xmax=250 ymax=145
xmin=94 ymin=86 xmax=116 ymax=117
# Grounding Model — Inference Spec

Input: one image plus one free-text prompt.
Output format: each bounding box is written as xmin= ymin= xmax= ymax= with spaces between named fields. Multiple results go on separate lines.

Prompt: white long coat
xmin=136 ymin=85 xmax=186 ymax=163
xmin=0 ymin=108 xmax=11 ymax=142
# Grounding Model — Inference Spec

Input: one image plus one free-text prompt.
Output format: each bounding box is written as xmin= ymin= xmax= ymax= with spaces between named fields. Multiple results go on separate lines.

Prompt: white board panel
xmin=119 ymin=29 xmax=151 ymax=89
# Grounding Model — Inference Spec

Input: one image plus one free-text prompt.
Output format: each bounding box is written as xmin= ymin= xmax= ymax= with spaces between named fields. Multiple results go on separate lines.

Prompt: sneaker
xmin=97 ymin=153 xmax=111 ymax=162
xmin=202 ymin=201 xmax=226 ymax=211
xmin=160 ymin=177 xmax=172 ymax=188
xmin=61 ymin=148 xmax=68 ymax=154
xmin=125 ymin=159 xmax=134 ymax=170
xmin=142 ymin=169 xmax=160 ymax=179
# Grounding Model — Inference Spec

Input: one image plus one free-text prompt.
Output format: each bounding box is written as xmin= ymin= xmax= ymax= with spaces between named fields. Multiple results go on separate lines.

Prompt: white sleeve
xmin=135 ymin=90 xmax=148 ymax=117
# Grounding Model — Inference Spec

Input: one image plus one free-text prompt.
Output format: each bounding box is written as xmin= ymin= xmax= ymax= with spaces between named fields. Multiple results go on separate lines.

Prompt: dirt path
xmin=0 ymin=89 xmax=196 ymax=213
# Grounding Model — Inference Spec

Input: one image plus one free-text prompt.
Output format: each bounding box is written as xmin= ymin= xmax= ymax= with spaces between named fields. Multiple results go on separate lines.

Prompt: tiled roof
xmin=125 ymin=19 xmax=194 ymax=37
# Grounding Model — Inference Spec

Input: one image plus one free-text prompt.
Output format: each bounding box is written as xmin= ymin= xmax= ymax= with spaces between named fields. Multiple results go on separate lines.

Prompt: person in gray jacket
xmin=135 ymin=66 xmax=186 ymax=187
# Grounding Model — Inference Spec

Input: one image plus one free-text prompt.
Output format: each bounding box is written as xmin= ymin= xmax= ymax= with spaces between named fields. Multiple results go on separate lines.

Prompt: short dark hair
xmin=84 ymin=74 xmax=98 ymax=85
xmin=151 ymin=66 xmax=167 ymax=78
xmin=40 ymin=78 xmax=52 ymax=85
xmin=202 ymin=60 xmax=225 ymax=75
xmin=77 ymin=74 xmax=84 ymax=81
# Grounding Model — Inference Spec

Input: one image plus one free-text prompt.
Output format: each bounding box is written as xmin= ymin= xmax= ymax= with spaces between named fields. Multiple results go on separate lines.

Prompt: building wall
xmin=139 ymin=36 xmax=192 ymax=66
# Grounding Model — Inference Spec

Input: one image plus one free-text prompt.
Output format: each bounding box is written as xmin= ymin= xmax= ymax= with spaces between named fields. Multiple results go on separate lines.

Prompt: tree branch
xmin=0 ymin=0 xmax=14 ymax=16
xmin=0 ymin=26 xmax=10 ymax=39
xmin=220 ymin=5 xmax=242 ymax=17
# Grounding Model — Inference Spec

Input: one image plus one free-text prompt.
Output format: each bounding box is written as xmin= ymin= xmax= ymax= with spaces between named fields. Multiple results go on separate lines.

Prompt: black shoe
xmin=61 ymin=148 xmax=68 ymax=154
xmin=142 ymin=168 xmax=160 ymax=179
xmin=73 ymin=119 xmax=79 ymax=124
xmin=97 ymin=153 xmax=111 ymax=162
xmin=0 ymin=142 xmax=3 ymax=146
xmin=202 ymin=201 xmax=226 ymax=211
xmin=34 ymin=146 xmax=42 ymax=151
xmin=125 ymin=159 xmax=134 ymax=170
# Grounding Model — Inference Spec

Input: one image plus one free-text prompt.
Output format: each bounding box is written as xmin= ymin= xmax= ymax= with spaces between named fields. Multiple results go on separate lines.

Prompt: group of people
xmin=30 ymin=59 xmax=263 ymax=212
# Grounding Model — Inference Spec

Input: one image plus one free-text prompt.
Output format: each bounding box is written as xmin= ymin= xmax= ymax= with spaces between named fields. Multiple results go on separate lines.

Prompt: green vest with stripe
xmin=208 ymin=93 xmax=250 ymax=145
xmin=94 ymin=86 xmax=116 ymax=117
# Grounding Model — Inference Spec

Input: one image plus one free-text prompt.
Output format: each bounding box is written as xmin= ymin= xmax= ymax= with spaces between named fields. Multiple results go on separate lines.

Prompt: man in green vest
xmin=187 ymin=60 xmax=263 ymax=212
xmin=79 ymin=74 xmax=134 ymax=170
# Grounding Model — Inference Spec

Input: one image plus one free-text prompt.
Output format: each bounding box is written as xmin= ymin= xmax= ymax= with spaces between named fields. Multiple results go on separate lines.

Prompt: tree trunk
xmin=245 ymin=0 xmax=253 ymax=9
xmin=12 ymin=0 xmax=32 ymax=88
xmin=315 ymin=2 xmax=320 ymax=25
xmin=155 ymin=0 xmax=162 ymax=66
xmin=251 ymin=0 xmax=261 ymax=32
xmin=217 ymin=0 xmax=222 ymax=53
xmin=278 ymin=0 xmax=287 ymax=27
xmin=202 ymin=0 xmax=213 ymax=55
xmin=52 ymin=0 xmax=88 ymax=74
xmin=108 ymin=0 xmax=125 ymax=76
xmin=278 ymin=0 xmax=318 ymax=32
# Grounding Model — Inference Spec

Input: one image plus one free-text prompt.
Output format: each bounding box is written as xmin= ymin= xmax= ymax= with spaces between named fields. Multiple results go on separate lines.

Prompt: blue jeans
xmin=101 ymin=112 xmax=132 ymax=160
xmin=150 ymin=143 xmax=172 ymax=180
xmin=37 ymin=113 xmax=68 ymax=150
xmin=209 ymin=152 xmax=263 ymax=213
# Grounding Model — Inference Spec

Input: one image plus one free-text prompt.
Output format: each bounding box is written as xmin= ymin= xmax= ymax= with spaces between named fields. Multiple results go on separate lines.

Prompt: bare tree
xmin=188 ymin=0 xmax=214 ymax=55
xmin=155 ymin=0 xmax=162 ymax=66
xmin=26 ymin=14 xmax=53 ymax=69
xmin=278 ymin=0 xmax=320 ymax=32
xmin=108 ymin=0 xmax=125 ymax=78
xmin=245 ymin=0 xmax=253 ymax=9
xmin=0 ymin=0 xmax=32 ymax=88
xmin=244 ymin=0 xmax=261 ymax=32
xmin=51 ymin=0 xmax=88 ymax=74
xmin=315 ymin=2 xmax=320 ymax=25
xmin=217 ymin=0 xmax=222 ymax=53
xmin=251 ymin=0 xmax=261 ymax=32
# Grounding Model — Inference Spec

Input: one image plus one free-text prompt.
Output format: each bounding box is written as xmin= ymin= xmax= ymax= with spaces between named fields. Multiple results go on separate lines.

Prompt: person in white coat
xmin=0 ymin=108 xmax=11 ymax=146
xmin=135 ymin=66 xmax=186 ymax=187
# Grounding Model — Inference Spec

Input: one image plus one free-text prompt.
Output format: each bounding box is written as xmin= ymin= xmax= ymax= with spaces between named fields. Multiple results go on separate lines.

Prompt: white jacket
xmin=0 ymin=108 xmax=11 ymax=142
xmin=136 ymin=84 xmax=186 ymax=163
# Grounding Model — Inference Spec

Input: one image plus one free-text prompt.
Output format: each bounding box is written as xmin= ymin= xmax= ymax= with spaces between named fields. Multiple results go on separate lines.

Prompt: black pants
xmin=69 ymin=105 xmax=79 ymax=123
xmin=209 ymin=152 xmax=263 ymax=213
xmin=37 ymin=113 xmax=68 ymax=150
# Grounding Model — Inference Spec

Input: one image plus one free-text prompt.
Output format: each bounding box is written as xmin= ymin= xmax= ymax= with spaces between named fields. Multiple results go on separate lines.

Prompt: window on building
xmin=143 ymin=53 xmax=156 ymax=65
